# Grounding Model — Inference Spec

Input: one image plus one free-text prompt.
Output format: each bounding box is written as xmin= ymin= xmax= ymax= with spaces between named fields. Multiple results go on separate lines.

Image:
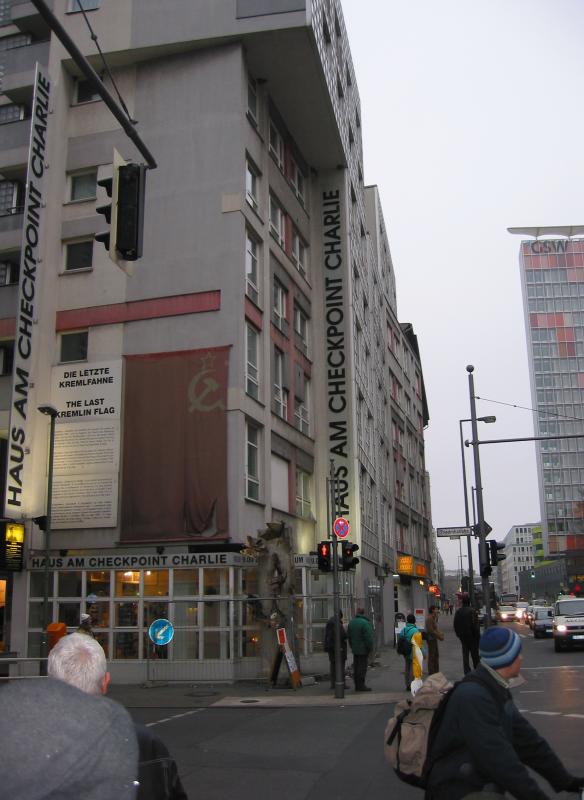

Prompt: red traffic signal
xmin=341 ymin=541 xmax=359 ymax=571
xmin=317 ymin=541 xmax=332 ymax=572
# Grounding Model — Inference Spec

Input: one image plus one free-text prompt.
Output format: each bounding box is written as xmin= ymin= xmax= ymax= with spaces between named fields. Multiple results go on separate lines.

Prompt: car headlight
xmin=556 ymin=624 xmax=567 ymax=632
xmin=501 ymin=613 xmax=508 ymax=620
xmin=515 ymin=610 xmax=522 ymax=618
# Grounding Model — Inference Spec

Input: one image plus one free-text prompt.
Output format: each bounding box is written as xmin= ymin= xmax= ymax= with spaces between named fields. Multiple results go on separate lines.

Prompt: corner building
xmin=0 ymin=0 xmax=431 ymax=681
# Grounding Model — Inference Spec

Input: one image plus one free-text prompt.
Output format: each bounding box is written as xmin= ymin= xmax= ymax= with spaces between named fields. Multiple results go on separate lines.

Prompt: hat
xmin=0 ymin=678 xmax=138 ymax=799
xmin=80 ymin=612 xmax=91 ymax=623
xmin=479 ymin=626 xmax=522 ymax=669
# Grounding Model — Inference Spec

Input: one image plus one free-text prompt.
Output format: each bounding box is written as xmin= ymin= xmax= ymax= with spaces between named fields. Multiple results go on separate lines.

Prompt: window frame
xmin=67 ymin=0 xmax=101 ymax=12
xmin=64 ymin=239 xmax=94 ymax=273
xmin=290 ymin=158 xmax=305 ymax=203
xmin=60 ymin=330 xmax=89 ymax=364
xmin=291 ymin=228 xmax=307 ymax=276
xmin=247 ymin=75 xmax=258 ymax=124
xmin=269 ymin=194 xmax=285 ymax=247
xmin=273 ymin=348 xmax=288 ymax=420
xmin=269 ymin=121 xmax=285 ymax=171
xmin=0 ymin=259 xmax=19 ymax=286
xmin=245 ymin=323 xmax=259 ymax=400
xmin=295 ymin=468 xmax=311 ymax=518
xmin=74 ymin=78 xmax=101 ymax=105
xmin=272 ymin=280 xmax=287 ymax=332
xmin=245 ymin=421 xmax=260 ymax=501
xmin=245 ymin=229 xmax=259 ymax=304
xmin=69 ymin=169 xmax=98 ymax=203
xmin=245 ymin=160 xmax=259 ymax=212
xmin=294 ymin=379 xmax=310 ymax=436
xmin=294 ymin=305 xmax=308 ymax=352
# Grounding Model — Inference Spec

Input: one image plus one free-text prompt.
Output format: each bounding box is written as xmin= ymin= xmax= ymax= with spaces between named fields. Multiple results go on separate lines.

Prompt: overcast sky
xmin=341 ymin=1 xmax=584 ymax=570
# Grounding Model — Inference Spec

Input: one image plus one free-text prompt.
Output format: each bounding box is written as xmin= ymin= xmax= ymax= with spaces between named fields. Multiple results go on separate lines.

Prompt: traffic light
xmin=479 ymin=545 xmax=491 ymax=578
xmin=33 ymin=515 xmax=47 ymax=531
xmin=317 ymin=541 xmax=332 ymax=572
xmin=341 ymin=541 xmax=359 ymax=571
xmin=95 ymin=148 xmax=124 ymax=262
xmin=488 ymin=540 xmax=506 ymax=567
xmin=116 ymin=163 xmax=146 ymax=261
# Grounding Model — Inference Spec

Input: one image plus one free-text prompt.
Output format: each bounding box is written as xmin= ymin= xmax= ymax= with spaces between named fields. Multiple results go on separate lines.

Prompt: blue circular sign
xmin=148 ymin=618 xmax=174 ymax=646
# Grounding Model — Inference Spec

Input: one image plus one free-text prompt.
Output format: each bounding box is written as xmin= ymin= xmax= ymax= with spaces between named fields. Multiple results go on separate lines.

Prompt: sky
xmin=341 ymin=0 xmax=584 ymax=569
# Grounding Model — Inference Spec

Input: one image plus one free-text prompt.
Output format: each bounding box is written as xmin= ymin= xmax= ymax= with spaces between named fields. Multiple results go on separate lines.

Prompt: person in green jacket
xmin=347 ymin=607 xmax=374 ymax=691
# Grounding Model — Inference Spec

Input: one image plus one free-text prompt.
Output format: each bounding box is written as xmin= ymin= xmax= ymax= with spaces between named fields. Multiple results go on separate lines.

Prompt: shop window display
xmin=114 ymin=631 xmax=138 ymax=659
xmin=87 ymin=570 xmax=110 ymax=596
xmin=58 ymin=571 xmax=82 ymax=597
xmin=174 ymin=569 xmax=198 ymax=596
xmin=115 ymin=570 xmax=140 ymax=596
xmin=58 ymin=602 xmax=81 ymax=628
xmin=143 ymin=569 xmax=168 ymax=596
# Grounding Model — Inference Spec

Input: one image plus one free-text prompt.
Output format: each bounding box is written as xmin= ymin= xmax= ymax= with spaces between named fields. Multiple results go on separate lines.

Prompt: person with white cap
xmin=77 ymin=611 xmax=95 ymax=637
xmin=425 ymin=626 xmax=584 ymax=799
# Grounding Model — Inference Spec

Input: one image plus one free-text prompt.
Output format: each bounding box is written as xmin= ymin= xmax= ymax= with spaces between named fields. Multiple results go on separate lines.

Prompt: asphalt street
xmin=110 ymin=613 xmax=584 ymax=800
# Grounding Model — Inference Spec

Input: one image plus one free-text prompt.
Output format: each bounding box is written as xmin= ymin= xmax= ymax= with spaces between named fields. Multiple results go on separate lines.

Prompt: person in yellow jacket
xmin=400 ymin=613 xmax=425 ymax=690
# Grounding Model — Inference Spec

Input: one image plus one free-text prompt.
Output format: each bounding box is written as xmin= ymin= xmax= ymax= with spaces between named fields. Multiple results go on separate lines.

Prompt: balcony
xmin=10 ymin=1 xmax=53 ymax=39
xmin=2 ymin=40 xmax=49 ymax=103
xmin=0 ymin=118 xmax=30 ymax=179
xmin=0 ymin=209 xmax=24 ymax=252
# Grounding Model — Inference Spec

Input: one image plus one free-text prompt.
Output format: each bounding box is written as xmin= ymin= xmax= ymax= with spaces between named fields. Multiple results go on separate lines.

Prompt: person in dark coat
xmin=453 ymin=593 xmax=480 ymax=674
xmin=324 ymin=610 xmax=348 ymax=689
xmin=347 ymin=607 xmax=374 ymax=691
xmin=426 ymin=627 xmax=584 ymax=800
xmin=425 ymin=604 xmax=444 ymax=675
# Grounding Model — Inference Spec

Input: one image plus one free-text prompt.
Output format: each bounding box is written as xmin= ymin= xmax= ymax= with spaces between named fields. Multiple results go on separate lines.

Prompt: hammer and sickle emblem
xmin=188 ymin=368 xmax=225 ymax=413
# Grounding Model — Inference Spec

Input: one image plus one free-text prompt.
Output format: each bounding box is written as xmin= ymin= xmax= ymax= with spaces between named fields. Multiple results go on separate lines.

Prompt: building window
xmin=60 ymin=331 xmax=88 ymax=363
xmin=245 ymin=324 xmax=259 ymax=400
xmin=245 ymin=160 xmax=259 ymax=212
xmin=69 ymin=170 xmax=97 ymax=202
xmin=290 ymin=158 xmax=305 ymax=203
xmin=247 ymin=76 xmax=258 ymax=123
xmin=245 ymin=230 xmax=259 ymax=304
xmin=291 ymin=229 xmax=307 ymax=276
xmin=269 ymin=121 xmax=285 ymax=171
xmin=272 ymin=280 xmax=287 ymax=332
xmin=295 ymin=469 xmax=311 ymax=517
xmin=245 ymin=422 xmax=260 ymax=501
xmin=0 ymin=259 xmax=19 ymax=286
xmin=273 ymin=348 xmax=288 ymax=420
xmin=0 ymin=180 xmax=21 ymax=215
xmin=294 ymin=305 xmax=308 ymax=352
xmin=294 ymin=379 xmax=310 ymax=436
xmin=0 ymin=104 xmax=25 ymax=125
xmin=65 ymin=240 xmax=93 ymax=272
xmin=74 ymin=78 xmax=101 ymax=104
xmin=269 ymin=194 xmax=285 ymax=246
xmin=68 ymin=0 xmax=100 ymax=11
xmin=0 ymin=341 xmax=14 ymax=376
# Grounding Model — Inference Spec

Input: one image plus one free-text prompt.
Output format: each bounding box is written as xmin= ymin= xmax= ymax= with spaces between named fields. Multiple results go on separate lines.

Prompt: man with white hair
xmin=49 ymin=633 xmax=188 ymax=800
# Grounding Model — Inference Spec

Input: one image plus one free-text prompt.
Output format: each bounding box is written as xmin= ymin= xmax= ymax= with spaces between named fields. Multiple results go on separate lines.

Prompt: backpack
xmin=396 ymin=628 xmax=412 ymax=657
xmin=384 ymin=671 xmax=454 ymax=787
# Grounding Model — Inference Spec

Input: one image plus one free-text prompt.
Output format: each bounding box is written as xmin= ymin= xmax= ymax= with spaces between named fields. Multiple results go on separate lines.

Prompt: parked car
xmin=532 ymin=606 xmax=553 ymax=638
xmin=496 ymin=605 xmax=517 ymax=623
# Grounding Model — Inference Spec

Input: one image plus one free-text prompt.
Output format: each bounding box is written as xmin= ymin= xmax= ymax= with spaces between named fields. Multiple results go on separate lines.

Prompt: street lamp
xmin=459 ymin=415 xmax=496 ymax=607
xmin=38 ymin=403 xmax=58 ymax=674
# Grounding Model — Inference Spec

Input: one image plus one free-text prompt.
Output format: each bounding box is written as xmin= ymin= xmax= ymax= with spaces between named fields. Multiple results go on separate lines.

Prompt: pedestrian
xmin=425 ymin=604 xmax=444 ymax=675
xmin=77 ymin=611 xmax=95 ymax=637
xmin=453 ymin=593 xmax=480 ymax=674
xmin=399 ymin=612 xmax=425 ymax=691
xmin=347 ymin=606 xmax=374 ymax=691
xmin=426 ymin=626 xmax=584 ymax=800
xmin=49 ymin=632 xmax=188 ymax=800
xmin=0 ymin=676 xmax=138 ymax=800
xmin=324 ymin=609 xmax=348 ymax=690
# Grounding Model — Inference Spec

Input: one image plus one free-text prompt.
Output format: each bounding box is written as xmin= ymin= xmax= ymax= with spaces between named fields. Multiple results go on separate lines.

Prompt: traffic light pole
xmin=467 ymin=366 xmax=493 ymax=627
xmin=328 ymin=459 xmax=344 ymax=700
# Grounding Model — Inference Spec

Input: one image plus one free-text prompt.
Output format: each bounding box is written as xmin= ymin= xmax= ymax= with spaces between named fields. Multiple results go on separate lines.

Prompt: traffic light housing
xmin=116 ymin=163 xmax=146 ymax=261
xmin=317 ymin=541 xmax=332 ymax=572
xmin=488 ymin=540 xmax=506 ymax=568
xmin=479 ymin=544 xmax=492 ymax=578
xmin=341 ymin=541 xmax=359 ymax=571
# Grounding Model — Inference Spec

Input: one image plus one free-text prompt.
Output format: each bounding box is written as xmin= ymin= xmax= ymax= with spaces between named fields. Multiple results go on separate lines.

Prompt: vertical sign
xmin=322 ymin=178 xmax=353 ymax=526
xmin=4 ymin=64 xmax=51 ymax=518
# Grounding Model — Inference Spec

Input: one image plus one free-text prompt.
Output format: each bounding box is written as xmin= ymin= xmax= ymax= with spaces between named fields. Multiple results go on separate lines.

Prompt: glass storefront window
xmin=173 ymin=628 xmax=198 ymax=660
xmin=143 ymin=570 xmax=168 ymax=597
xmin=115 ymin=601 xmax=138 ymax=627
xmin=87 ymin=571 xmax=110 ymax=597
xmin=30 ymin=572 xmax=47 ymax=598
xmin=241 ymin=567 xmax=259 ymax=595
xmin=91 ymin=602 xmax=109 ymax=628
xmin=58 ymin=602 xmax=81 ymax=628
xmin=143 ymin=635 xmax=169 ymax=661
xmin=174 ymin=569 xmax=198 ymax=596
xmin=28 ymin=602 xmax=45 ymax=628
xmin=95 ymin=631 xmax=109 ymax=658
xmin=28 ymin=632 xmax=43 ymax=658
xmin=115 ymin=571 xmax=140 ymax=596
xmin=57 ymin=571 xmax=82 ymax=597
xmin=203 ymin=599 xmax=228 ymax=627
xmin=114 ymin=632 xmax=138 ymax=659
xmin=204 ymin=568 xmax=228 ymax=596
xmin=203 ymin=631 xmax=230 ymax=659
xmin=144 ymin=601 xmax=168 ymax=628
xmin=239 ymin=630 xmax=260 ymax=658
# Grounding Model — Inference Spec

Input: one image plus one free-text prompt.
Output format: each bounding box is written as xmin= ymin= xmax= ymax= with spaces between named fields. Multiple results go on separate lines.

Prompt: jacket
xmin=453 ymin=605 xmax=479 ymax=643
xmin=324 ymin=615 xmax=348 ymax=659
xmin=425 ymin=614 xmax=444 ymax=643
xmin=426 ymin=664 xmax=574 ymax=800
xmin=347 ymin=613 xmax=374 ymax=655
xmin=401 ymin=623 xmax=424 ymax=677
xmin=135 ymin=723 xmax=188 ymax=800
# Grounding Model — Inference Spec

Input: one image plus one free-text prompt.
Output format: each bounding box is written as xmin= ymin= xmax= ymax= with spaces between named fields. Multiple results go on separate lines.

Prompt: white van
xmin=553 ymin=595 xmax=584 ymax=652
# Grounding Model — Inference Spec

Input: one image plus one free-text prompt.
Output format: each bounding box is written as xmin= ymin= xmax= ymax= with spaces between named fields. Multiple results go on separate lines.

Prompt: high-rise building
xmin=498 ymin=523 xmax=536 ymax=598
xmin=511 ymin=227 xmax=584 ymax=560
xmin=0 ymin=0 xmax=431 ymax=680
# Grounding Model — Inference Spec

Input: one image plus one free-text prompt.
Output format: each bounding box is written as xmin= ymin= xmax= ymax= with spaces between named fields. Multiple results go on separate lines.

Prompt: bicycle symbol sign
xmin=333 ymin=517 xmax=350 ymax=539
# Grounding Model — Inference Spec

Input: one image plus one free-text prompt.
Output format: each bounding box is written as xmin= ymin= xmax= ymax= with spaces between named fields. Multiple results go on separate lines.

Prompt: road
xmin=121 ymin=616 xmax=584 ymax=799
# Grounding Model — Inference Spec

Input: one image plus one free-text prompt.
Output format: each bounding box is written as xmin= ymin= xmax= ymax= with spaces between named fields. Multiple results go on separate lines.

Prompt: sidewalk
xmin=108 ymin=613 xmax=463 ymax=711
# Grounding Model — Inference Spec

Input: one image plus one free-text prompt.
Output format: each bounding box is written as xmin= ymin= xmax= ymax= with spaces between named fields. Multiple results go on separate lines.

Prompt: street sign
xmin=148 ymin=618 xmax=174 ymax=646
xmin=333 ymin=516 xmax=350 ymax=539
xmin=436 ymin=526 xmax=472 ymax=538
xmin=473 ymin=522 xmax=493 ymax=537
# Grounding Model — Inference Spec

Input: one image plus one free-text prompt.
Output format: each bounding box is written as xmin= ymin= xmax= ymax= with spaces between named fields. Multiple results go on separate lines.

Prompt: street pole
xmin=329 ymin=460 xmax=344 ymax=699
xmin=459 ymin=420 xmax=475 ymax=606
xmin=466 ymin=366 xmax=493 ymax=627
xmin=39 ymin=404 xmax=58 ymax=674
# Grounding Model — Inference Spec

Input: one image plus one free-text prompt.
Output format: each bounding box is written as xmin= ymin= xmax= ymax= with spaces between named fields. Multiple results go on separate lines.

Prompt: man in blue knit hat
xmin=425 ymin=626 xmax=584 ymax=800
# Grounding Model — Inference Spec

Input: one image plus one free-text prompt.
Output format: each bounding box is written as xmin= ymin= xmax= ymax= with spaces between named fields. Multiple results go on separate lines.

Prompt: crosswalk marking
xmin=146 ymin=708 xmax=204 ymax=728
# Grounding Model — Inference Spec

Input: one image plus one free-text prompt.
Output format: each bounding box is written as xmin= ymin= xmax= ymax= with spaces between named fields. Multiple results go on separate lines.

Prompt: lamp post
xmin=38 ymin=403 xmax=58 ymax=674
xmin=459 ymin=415 xmax=496 ymax=607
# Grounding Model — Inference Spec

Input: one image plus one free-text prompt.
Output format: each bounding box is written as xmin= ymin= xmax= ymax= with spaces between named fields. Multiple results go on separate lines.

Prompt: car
xmin=553 ymin=596 xmax=584 ymax=651
xmin=496 ymin=605 xmax=517 ymax=623
xmin=525 ymin=605 xmax=535 ymax=628
xmin=532 ymin=606 xmax=553 ymax=638
xmin=514 ymin=601 xmax=529 ymax=623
